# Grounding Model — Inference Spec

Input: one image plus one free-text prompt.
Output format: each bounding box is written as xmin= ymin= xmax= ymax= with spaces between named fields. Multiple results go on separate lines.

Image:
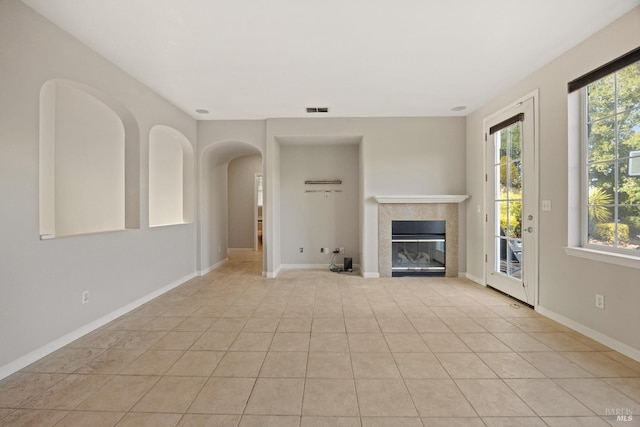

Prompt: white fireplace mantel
xmin=374 ymin=195 xmax=469 ymax=204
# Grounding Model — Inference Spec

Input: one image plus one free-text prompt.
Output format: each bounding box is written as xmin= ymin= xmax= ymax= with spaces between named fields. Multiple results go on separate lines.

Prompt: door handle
xmin=526 ymin=226 xmax=533 ymax=233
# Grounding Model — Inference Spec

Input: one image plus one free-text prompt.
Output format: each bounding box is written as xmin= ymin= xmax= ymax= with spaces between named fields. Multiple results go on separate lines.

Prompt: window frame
xmin=565 ymin=46 xmax=640 ymax=269
xmin=579 ymin=62 xmax=640 ymax=257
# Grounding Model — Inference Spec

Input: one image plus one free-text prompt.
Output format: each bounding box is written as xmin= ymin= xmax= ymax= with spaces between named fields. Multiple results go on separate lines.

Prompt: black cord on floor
xmin=329 ymin=252 xmax=358 ymax=274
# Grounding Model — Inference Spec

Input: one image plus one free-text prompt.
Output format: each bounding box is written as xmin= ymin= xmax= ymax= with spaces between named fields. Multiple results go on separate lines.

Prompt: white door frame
xmin=483 ymin=89 xmax=540 ymax=308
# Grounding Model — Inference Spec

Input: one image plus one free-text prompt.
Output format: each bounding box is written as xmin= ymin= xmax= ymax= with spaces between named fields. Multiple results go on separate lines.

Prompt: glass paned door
xmin=495 ymin=122 xmax=523 ymax=280
xmin=485 ymin=97 xmax=537 ymax=306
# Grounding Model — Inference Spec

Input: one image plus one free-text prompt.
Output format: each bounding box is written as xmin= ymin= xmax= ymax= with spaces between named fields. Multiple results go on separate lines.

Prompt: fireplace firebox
xmin=392 ymin=220 xmax=445 ymax=277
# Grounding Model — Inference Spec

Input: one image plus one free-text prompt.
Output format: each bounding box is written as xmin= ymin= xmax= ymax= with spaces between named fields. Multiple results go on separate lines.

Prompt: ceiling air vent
xmin=306 ymin=107 xmax=329 ymax=113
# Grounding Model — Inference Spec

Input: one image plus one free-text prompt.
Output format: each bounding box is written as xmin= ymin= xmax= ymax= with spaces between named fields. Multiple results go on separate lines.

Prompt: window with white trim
xmin=573 ymin=50 xmax=640 ymax=255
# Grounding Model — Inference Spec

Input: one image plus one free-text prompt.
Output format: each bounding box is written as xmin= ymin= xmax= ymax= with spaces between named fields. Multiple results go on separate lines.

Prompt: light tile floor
xmin=1 ymin=251 xmax=639 ymax=426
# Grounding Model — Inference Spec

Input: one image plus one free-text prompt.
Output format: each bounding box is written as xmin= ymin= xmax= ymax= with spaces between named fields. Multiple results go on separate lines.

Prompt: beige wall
xmin=280 ymin=144 xmax=360 ymax=266
xmin=228 ymin=155 xmax=262 ymax=249
xmin=0 ymin=0 xmax=197 ymax=376
xmin=466 ymin=7 xmax=640 ymax=356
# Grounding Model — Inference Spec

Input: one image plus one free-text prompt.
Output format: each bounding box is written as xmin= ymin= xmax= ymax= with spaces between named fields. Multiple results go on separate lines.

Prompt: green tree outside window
xmin=586 ymin=62 xmax=640 ymax=249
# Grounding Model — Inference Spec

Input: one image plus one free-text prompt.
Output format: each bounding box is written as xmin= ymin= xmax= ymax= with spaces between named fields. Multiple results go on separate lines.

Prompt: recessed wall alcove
xmin=149 ymin=125 xmax=194 ymax=227
xmin=39 ymin=79 xmax=140 ymax=238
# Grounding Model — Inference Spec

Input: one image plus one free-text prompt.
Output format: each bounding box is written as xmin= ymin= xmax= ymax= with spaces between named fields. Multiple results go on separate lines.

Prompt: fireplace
xmin=392 ymin=220 xmax=446 ymax=276
xmin=375 ymin=195 xmax=468 ymax=278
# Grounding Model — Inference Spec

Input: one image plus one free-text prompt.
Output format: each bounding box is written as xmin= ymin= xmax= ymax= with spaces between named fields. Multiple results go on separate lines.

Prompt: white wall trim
xmin=461 ymin=272 xmax=484 ymax=285
xmin=564 ymin=246 xmax=640 ymax=270
xmin=537 ymin=305 xmax=640 ymax=362
xmin=279 ymin=264 xmax=362 ymax=271
xmin=199 ymin=258 xmax=228 ymax=276
xmin=280 ymin=264 xmax=331 ymax=270
xmin=362 ymin=272 xmax=380 ymax=278
xmin=265 ymin=265 xmax=281 ymax=278
xmin=374 ymin=195 xmax=469 ymax=204
xmin=0 ymin=271 xmax=198 ymax=381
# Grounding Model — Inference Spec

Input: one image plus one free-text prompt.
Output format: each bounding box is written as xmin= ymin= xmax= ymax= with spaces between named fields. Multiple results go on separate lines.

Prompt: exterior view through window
xmin=585 ymin=60 xmax=640 ymax=253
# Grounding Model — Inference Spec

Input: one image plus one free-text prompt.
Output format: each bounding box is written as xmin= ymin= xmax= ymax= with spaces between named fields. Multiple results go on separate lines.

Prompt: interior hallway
xmin=0 ymin=250 xmax=638 ymax=426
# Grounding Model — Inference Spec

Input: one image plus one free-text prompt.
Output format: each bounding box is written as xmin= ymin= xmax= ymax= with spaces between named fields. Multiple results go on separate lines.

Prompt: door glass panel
xmin=496 ymin=201 xmax=508 ymax=235
xmin=507 ymin=200 xmax=522 ymax=238
xmin=494 ymin=121 xmax=523 ymax=280
xmin=508 ymin=123 xmax=522 ymax=161
xmin=498 ymin=131 xmax=508 ymax=162
xmin=508 ymin=161 xmax=522 ymax=197
xmin=497 ymin=164 xmax=507 ymax=198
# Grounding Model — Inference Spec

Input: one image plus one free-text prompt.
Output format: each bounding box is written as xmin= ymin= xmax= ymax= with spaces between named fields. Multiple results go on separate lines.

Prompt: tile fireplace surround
xmin=376 ymin=196 xmax=469 ymax=278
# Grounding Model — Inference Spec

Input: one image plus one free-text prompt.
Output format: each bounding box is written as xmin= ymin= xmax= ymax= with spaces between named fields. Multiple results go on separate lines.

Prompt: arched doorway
xmin=199 ymin=141 xmax=264 ymax=275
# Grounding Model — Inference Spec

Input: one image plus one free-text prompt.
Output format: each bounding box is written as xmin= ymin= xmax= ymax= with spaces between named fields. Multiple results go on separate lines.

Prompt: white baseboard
xmin=266 ymin=265 xmax=281 ymax=278
xmin=228 ymin=248 xmax=254 ymax=252
xmin=269 ymin=264 xmax=368 ymax=277
xmin=199 ymin=258 xmax=228 ymax=276
xmin=461 ymin=272 xmax=484 ymax=285
xmin=362 ymin=272 xmax=380 ymax=278
xmin=0 ymin=271 xmax=197 ymax=381
xmin=280 ymin=264 xmax=331 ymax=269
xmin=537 ymin=305 xmax=640 ymax=362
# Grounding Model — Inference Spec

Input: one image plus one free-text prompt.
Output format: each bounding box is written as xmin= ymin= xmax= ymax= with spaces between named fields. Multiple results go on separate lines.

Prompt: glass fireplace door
xmin=392 ymin=239 xmax=445 ymax=274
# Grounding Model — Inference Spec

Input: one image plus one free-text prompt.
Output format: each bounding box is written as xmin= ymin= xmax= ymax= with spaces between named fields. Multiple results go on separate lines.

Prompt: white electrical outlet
xmin=595 ymin=294 xmax=605 ymax=309
xmin=542 ymin=200 xmax=552 ymax=211
xmin=82 ymin=291 xmax=90 ymax=304
xmin=338 ymin=247 xmax=345 ymax=254
xmin=300 ymin=247 xmax=304 ymax=253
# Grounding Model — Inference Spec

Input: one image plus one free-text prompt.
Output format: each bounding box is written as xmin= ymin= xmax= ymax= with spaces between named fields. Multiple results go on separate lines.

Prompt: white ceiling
xmin=21 ymin=0 xmax=640 ymax=120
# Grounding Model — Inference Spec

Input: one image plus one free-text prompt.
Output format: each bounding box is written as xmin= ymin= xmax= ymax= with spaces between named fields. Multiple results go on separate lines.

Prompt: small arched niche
xmin=39 ymin=79 xmax=140 ymax=238
xmin=149 ymin=125 xmax=194 ymax=227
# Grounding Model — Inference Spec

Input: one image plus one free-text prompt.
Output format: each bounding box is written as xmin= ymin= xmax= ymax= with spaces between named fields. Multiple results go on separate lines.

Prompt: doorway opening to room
xmin=484 ymin=92 xmax=539 ymax=306
xmin=255 ymin=174 xmax=263 ymax=251
xmin=227 ymin=154 xmax=263 ymax=253
xmin=199 ymin=143 xmax=264 ymax=276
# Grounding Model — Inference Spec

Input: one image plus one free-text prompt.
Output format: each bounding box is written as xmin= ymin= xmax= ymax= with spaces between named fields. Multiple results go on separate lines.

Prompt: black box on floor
xmin=343 ymin=257 xmax=353 ymax=271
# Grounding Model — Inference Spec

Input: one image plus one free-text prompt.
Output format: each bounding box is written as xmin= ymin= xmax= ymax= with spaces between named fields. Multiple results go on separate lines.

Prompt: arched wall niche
xmin=148 ymin=125 xmax=195 ymax=227
xmin=39 ymin=79 xmax=140 ymax=238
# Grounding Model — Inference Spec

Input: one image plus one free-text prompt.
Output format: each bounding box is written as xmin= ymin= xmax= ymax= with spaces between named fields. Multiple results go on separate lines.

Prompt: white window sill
xmin=564 ymin=246 xmax=640 ymax=270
